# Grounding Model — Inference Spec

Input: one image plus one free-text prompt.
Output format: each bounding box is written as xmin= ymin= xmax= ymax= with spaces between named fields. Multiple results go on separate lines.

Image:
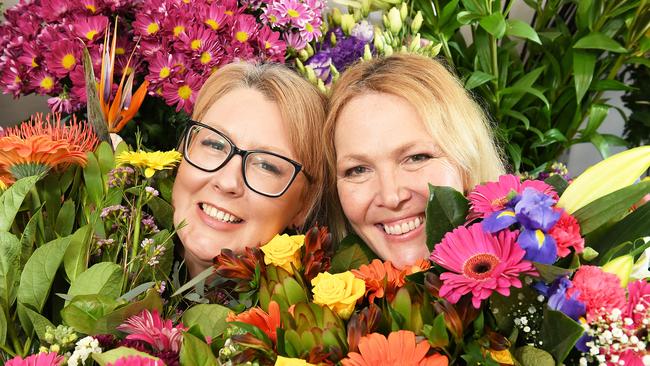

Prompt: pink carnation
xmin=624 ymin=279 xmax=650 ymax=327
xmin=107 ymin=356 xmax=165 ymax=366
xmin=566 ymin=266 xmax=626 ymax=322
xmin=6 ymin=352 xmax=65 ymax=366
xmin=548 ymin=210 xmax=584 ymax=257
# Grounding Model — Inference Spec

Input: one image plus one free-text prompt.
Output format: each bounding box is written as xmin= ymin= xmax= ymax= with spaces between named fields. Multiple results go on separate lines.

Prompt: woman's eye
xmin=201 ymin=139 xmax=227 ymax=152
xmin=257 ymin=161 xmax=282 ymax=175
xmin=406 ymin=153 xmax=433 ymax=163
xmin=344 ymin=166 xmax=369 ymax=177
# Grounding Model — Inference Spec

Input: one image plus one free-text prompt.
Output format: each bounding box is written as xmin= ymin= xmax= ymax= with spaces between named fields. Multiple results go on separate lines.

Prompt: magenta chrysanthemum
xmin=116 ymin=309 xmax=187 ymax=353
xmin=6 ymin=352 xmax=65 ymax=366
xmin=430 ymin=223 xmax=538 ymax=308
xmin=468 ymin=174 xmax=559 ymax=219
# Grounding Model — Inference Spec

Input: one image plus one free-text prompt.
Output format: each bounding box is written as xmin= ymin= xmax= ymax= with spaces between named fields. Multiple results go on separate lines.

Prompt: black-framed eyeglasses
xmin=182 ymin=120 xmax=310 ymax=197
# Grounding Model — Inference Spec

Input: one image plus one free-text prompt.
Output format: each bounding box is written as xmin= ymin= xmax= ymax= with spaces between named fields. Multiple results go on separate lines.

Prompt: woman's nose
xmin=374 ymin=170 xmax=410 ymax=209
xmin=209 ymin=156 xmax=245 ymax=197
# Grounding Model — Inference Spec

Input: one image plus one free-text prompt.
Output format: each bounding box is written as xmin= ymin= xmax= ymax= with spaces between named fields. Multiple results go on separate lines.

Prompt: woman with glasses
xmin=323 ymin=54 xmax=505 ymax=269
xmin=173 ymin=62 xmax=326 ymax=277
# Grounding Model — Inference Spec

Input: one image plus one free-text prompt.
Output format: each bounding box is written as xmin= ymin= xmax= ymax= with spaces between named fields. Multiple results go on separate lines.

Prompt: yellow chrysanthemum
xmin=115 ymin=150 xmax=182 ymax=178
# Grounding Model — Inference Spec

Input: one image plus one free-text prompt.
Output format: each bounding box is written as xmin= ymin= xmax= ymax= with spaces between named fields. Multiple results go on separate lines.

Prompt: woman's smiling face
xmin=172 ymin=87 xmax=307 ymax=276
xmin=334 ymin=92 xmax=463 ymax=268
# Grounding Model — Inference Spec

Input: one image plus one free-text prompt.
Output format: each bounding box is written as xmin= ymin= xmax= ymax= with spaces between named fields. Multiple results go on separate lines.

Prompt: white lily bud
xmin=388 ymin=7 xmax=402 ymax=35
xmin=298 ymin=49 xmax=309 ymax=62
xmin=400 ymin=2 xmax=408 ymax=21
xmin=411 ymin=11 xmax=423 ymax=34
xmin=304 ymin=43 xmax=314 ymax=57
xmin=430 ymin=42 xmax=442 ymax=57
xmin=361 ymin=0 xmax=371 ymax=16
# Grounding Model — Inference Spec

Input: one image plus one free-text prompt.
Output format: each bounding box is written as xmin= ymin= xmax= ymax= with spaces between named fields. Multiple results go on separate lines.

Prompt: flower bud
xmin=408 ymin=33 xmax=421 ymax=52
xmin=317 ymin=79 xmax=326 ymax=94
xmin=400 ymin=2 xmax=408 ymax=21
xmin=330 ymin=32 xmax=337 ymax=47
xmin=330 ymin=64 xmax=340 ymax=83
xmin=341 ymin=14 xmax=355 ymax=35
xmin=411 ymin=11 xmax=423 ymax=34
xmin=363 ymin=44 xmax=372 ymax=60
xmin=50 ymin=344 xmax=60 ymax=353
xmin=294 ymin=58 xmax=305 ymax=73
xmin=361 ymin=0 xmax=371 ymax=16
xmin=331 ymin=8 xmax=342 ymax=26
xmin=305 ymin=66 xmax=318 ymax=85
xmin=388 ymin=7 xmax=402 ymax=35
xmin=430 ymin=42 xmax=443 ymax=57
xmin=384 ymin=44 xmax=394 ymax=56
xmin=298 ymin=49 xmax=309 ymax=62
xmin=373 ymin=32 xmax=384 ymax=52
xmin=602 ymin=255 xmax=634 ymax=287
xmin=304 ymin=43 xmax=314 ymax=58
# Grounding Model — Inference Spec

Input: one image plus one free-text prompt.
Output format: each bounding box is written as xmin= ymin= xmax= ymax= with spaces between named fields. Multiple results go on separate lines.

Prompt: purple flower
xmin=514 ymin=188 xmax=560 ymax=232
xmin=330 ymin=34 xmax=367 ymax=71
xmin=517 ymin=228 xmax=558 ymax=264
xmin=306 ymin=50 xmax=332 ymax=82
xmin=544 ymin=276 xmax=586 ymax=321
xmin=482 ymin=209 xmax=517 ymax=233
xmin=351 ymin=20 xmax=374 ymax=43
xmin=100 ymin=205 xmax=130 ymax=220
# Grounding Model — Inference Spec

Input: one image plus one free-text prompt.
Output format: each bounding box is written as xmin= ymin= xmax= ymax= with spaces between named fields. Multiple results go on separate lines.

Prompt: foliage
xmin=622 ymin=64 xmax=650 ymax=147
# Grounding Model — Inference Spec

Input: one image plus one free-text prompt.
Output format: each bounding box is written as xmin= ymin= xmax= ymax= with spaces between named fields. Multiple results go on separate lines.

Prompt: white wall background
xmin=0 ymin=0 xmax=627 ymax=174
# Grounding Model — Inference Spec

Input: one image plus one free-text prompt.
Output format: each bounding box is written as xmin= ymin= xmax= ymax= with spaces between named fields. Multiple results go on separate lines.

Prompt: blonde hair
xmin=192 ymin=62 xmax=327 ymax=223
xmin=323 ymin=54 xmax=505 ymax=240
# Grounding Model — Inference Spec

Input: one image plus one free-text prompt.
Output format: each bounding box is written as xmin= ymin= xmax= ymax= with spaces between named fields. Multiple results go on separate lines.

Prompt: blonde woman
xmin=323 ymin=54 xmax=505 ymax=268
xmin=172 ymin=62 xmax=326 ymax=277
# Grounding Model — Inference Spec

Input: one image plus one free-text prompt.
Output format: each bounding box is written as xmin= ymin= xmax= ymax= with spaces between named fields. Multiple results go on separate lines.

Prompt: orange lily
xmin=98 ymin=19 xmax=149 ymax=133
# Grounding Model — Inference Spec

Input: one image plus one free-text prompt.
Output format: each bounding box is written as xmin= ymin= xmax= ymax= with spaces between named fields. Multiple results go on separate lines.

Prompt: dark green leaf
xmin=589 ymin=202 xmax=650 ymax=260
xmin=21 ymin=305 xmax=54 ymax=342
xmin=465 ymin=71 xmax=496 ymax=90
xmin=459 ymin=0 xmax=486 ymax=15
xmin=540 ymin=308 xmax=584 ymax=363
xmin=590 ymin=133 xmax=610 ymax=158
xmin=625 ymin=57 xmax=650 ymax=68
xmin=67 ymin=262 xmax=123 ymax=303
xmin=573 ymin=50 xmax=596 ymax=103
xmin=425 ymin=185 xmax=469 ymax=251
xmin=91 ymin=289 xmax=164 ymax=334
xmin=95 ymin=142 xmax=115 ymax=176
xmin=64 ymin=225 xmax=92 ymax=283
xmin=501 ymin=66 xmax=546 ymax=110
xmin=423 ymin=313 xmax=449 ymax=347
xmin=574 ymin=180 xmax=650 ymax=235
xmin=440 ymin=0 xmax=460 ymax=26
xmin=502 ymin=109 xmax=530 ymax=130
xmin=501 ymin=86 xmax=550 ymax=108
xmin=544 ymin=175 xmax=569 ymax=196
xmin=513 ymin=345 xmax=555 ymax=366
xmin=330 ymin=235 xmax=376 ymax=273
xmin=93 ymin=347 xmax=161 ymax=366
xmin=0 ymin=232 xmax=20 ymax=309
xmin=506 ymin=144 xmax=522 ymax=172
xmin=61 ymin=294 xmax=120 ymax=334
xmin=55 ymin=199 xmax=76 ymax=237
xmin=573 ymin=32 xmax=628 ymax=53
xmin=479 ymin=13 xmax=506 ymax=38
xmin=180 ymin=332 xmax=218 ymax=366
xmin=590 ymin=80 xmax=633 ymax=92
xmin=506 ymin=19 xmax=541 ymax=44
xmin=582 ymin=104 xmax=610 ymax=138
xmin=17 ymin=235 xmax=71 ymax=312
xmin=19 ymin=205 xmax=42 ymax=267
xmin=182 ymin=304 xmax=231 ymax=339
xmin=533 ymin=262 xmax=574 ymax=283
xmin=0 ymin=304 xmax=6 ymax=346
xmin=146 ymin=196 xmax=174 ymax=231
xmin=0 ymin=175 xmax=40 ymax=231
xmin=457 ymin=10 xmax=480 ymax=25
xmin=576 ymin=0 xmax=595 ymax=30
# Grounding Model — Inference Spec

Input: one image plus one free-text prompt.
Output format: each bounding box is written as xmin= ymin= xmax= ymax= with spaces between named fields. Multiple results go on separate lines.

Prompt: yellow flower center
xmin=14 ymin=75 xmax=21 ymax=83
xmin=40 ymin=76 xmax=54 ymax=91
xmin=205 ymin=19 xmax=220 ymax=30
xmin=236 ymin=31 xmax=249 ymax=42
xmin=115 ymin=47 xmax=125 ymax=55
xmin=155 ymin=87 xmax=163 ymax=95
xmin=159 ymin=67 xmax=171 ymax=79
xmin=61 ymin=54 xmax=76 ymax=70
xmin=200 ymin=51 xmax=211 ymax=64
xmin=265 ymin=41 xmax=271 ymax=49
xmin=85 ymin=4 xmax=96 ymax=12
xmin=269 ymin=15 xmax=278 ymax=23
xmin=182 ymin=0 xmax=190 ymax=3
xmin=178 ymin=85 xmax=192 ymax=100
xmin=190 ymin=39 xmax=201 ymax=50
xmin=85 ymin=30 xmax=98 ymax=40
xmin=31 ymin=58 xmax=38 ymax=67
xmin=225 ymin=10 xmax=233 ymax=15
xmin=287 ymin=9 xmax=299 ymax=18
xmin=173 ymin=25 xmax=185 ymax=37
xmin=146 ymin=22 xmax=159 ymax=35
xmin=305 ymin=22 xmax=313 ymax=33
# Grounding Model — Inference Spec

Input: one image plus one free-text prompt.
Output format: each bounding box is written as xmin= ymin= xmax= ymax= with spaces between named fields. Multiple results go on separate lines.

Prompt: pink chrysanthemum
xmin=468 ymin=174 xmax=558 ymax=219
xmin=30 ymin=70 xmax=59 ymax=95
xmin=566 ymin=266 xmax=626 ymax=322
xmin=16 ymin=42 xmax=41 ymax=70
xmin=146 ymin=53 xmax=181 ymax=85
xmin=133 ymin=14 xmax=162 ymax=37
xmin=176 ymin=25 xmax=215 ymax=53
xmin=1 ymin=61 xmax=27 ymax=97
xmin=273 ymin=0 xmax=311 ymax=27
xmin=257 ymin=26 xmax=286 ymax=61
xmin=548 ymin=210 xmax=584 ymax=257
xmin=231 ymin=14 xmax=259 ymax=43
xmin=299 ymin=17 xmax=322 ymax=42
xmin=116 ymin=309 xmax=187 ymax=353
xmin=79 ymin=0 xmax=102 ymax=14
xmin=46 ymin=40 xmax=81 ymax=77
xmin=72 ymin=15 xmax=109 ymax=43
xmin=6 ymin=352 xmax=65 ymax=366
xmin=201 ymin=3 xmax=228 ymax=31
xmin=624 ymin=279 xmax=650 ymax=327
xmin=285 ymin=31 xmax=307 ymax=50
xmin=430 ymin=223 xmax=538 ymax=308
xmin=107 ymin=356 xmax=164 ymax=366
xmin=161 ymin=73 xmax=202 ymax=114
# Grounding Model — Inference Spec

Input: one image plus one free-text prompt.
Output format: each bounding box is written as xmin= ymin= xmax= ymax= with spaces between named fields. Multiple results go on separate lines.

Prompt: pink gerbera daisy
xmin=430 ymin=223 xmax=538 ymax=308
xmin=161 ymin=73 xmax=203 ymax=114
xmin=46 ymin=40 xmax=81 ymax=77
xmin=107 ymin=355 xmax=164 ymax=366
xmin=72 ymin=15 xmax=109 ymax=43
xmin=468 ymin=174 xmax=558 ymax=219
xmin=116 ymin=309 xmax=187 ymax=353
xmin=6 ymin=352 xmax=65 ymax=366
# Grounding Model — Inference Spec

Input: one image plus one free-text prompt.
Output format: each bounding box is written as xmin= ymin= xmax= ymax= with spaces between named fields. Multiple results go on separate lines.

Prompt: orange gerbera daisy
xmin=352 ymin=259 xmax=431 ymax=302
xmin=341 ymin=330 xmax=448 ymax=366
xmin=227 ymin=300 xmax=281 ymax=343
xmin=0 ymin=113 xmax=98 ymax=179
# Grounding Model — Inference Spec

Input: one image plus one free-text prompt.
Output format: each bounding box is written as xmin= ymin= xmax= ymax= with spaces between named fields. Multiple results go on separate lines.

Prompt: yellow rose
xmin=311 ymin=271 xmax=366 ymax=320
xmin=274 ymin=356 xmax=315 ymax=366
xmin=261 ymin=234 xmax=305 ymax=275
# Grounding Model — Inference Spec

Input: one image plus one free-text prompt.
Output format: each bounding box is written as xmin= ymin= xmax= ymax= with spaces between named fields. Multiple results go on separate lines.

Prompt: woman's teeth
xmin=201 ymin=203 xmax=242 ymax=223
xmin=383 ymin=216 xmax=423 ymax=235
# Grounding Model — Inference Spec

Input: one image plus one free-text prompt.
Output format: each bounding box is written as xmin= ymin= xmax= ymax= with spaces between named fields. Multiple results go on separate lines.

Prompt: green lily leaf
xmin=479 ymin=12 xmax=506 ymax=38
xmin=573 ymin=32 xmax=628 ymax=53
xmin=506 ymin=19 xmax=541 ymax=44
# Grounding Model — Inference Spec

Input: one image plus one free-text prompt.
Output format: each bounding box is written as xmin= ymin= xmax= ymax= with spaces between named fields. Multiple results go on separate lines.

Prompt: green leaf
xmin=425 ymin=185 xmax=469 ymax=251
xmin=590 ymin=80 xmax=633 ymax=92
xmin=590 ymin=133 xmax=611 ymax=158
xmin=439 ymin=0 xmax=460 ymax=26
xmin=465 ymin=71 xmax=495 ymax=90
xmin=83 ymin=47 xmax=109 ymax=144
xmin=574 ymin=180 xmax=650 ymax=235
xmin=21 ymin=305 xmax=54 ymax=342
xmin=64 ymin=225 xmax=92 ymax=283
xmin=479 ymin=12 xmax=506 ymax=38
xmin=457 ymin=10 xmax=480 ymax=24
xmin=146 ymin=196 xmax=174 ymax=231
xmin=513 ymin=346 xmax=555 ymax=366
xmin=576 ymin=0 xmax=595 ymax=30
xmin=501 ymin=86 xmax=550 ymax=108
xmin=67 ymin=262 xmax=123 ymax=303
xmin=423 ymin=313 xmax=449 ymax=347
xmin=179 ymin=332 xmax=219 ymax=366
xmin=625 ymin=57 xmax=650 ymax=68
xmin=17 ymin=235 xmax=71 ymax=312
xmin=93 ymin=347 xmax=161 ymax=366
xmin=533 ymin=262 xmax=574 ymax=283
xmin=95 ymin=142 xmax=115 ymax=177
xmin=55 ymin=199 xmax=76 ymax=237
xmin=19 ymin=205 xmax=42 ymax=267
xmin=182 ymin=303 xmax=231 ymax=339
xmin=573 ymin=50 xmax=596 ymax=104
xmin=83 ymin=152 xmax=104 ymax=206
xmin=0 ymin=303 xmax=6 ymax=346
xmin=0 ymin=175 xmax=40 ymax=231
xmin=589 ymin=200 xmax=650 ymax=259
xmin=61 ymin=294 xmax=120 ymax=334
xmin=544 ymin=175 xmax=569 ymax=196
xmin=330 ymin=235 xmax=376 ymax=273
xmin=540 ymin=308 xmax=584 ymax=363
xmin=582 ymin=104 xmax=610 ymax=138
xmin=91 ymin=289 xmax=163 ymax=334
xmin=506 ymin=144 xmax=522 ymax=172
xmin=506 ymin=19 xmax=541 ymax=44
xmin=502 ymin=109 xmax=530 ymax=130
xmin=573 ymin=32 xmax=627 ymax=53
xmin=0 ymin=232 xmax=20 ymax=309
xmin=501 ymin=66 xmax=546 ymax=110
